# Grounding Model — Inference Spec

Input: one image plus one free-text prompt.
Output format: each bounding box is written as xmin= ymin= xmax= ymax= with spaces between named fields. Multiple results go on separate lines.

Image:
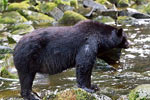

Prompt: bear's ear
xmin=117 ymin=28 xmax=123 ymax=37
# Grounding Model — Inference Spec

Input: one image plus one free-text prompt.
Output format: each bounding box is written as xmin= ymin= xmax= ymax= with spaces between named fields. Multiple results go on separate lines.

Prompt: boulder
xmin=58 ymin=11 xmax=87 ymax=25
xmin=129 ymin=84 xmax=150 ymax=100
xmin=7 ymin=1 xmax=30 ymax=11
xmin=19 ymin=10 xmax=55 ymax=27
xmin=0 ymin=11 xmax=27 ymax=24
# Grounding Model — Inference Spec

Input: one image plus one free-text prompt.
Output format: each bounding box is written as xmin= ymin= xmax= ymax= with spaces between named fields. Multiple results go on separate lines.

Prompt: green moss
xmin=96 ymin=0 xmax=107 ymax=4
xmin=118 ymin=0 xmax=129 ymax=8
xmin=20 ymin=10 xmax=55 ymax=27
xmin=7 ymin=1 xmax=30 ymax=11
xmin=9 ymin=24 xmax=34 ymax=35
xmin=0 ymin=66 xmax=16 ymax=79
xmin=129 ymin=84 xmax=150 ymax=100
xmin=0 ymin=11 xmax=27 ymax=24
xmin=59 ymin=11 xmax=87 ymax=26
xmin=37 ymin=2 xmax=57 ymax=13
xmin=53 ymin=88 xmax=96 ymax=100
xmin=70 ymin=0 xmax=78 ymax=9
xmin=144 ymin=3 xmax=150 ymax=14
xmin=54 ymin=0 xmax=78 ymax=9
xmin=95 ymin=16 xmax=114 ymax=23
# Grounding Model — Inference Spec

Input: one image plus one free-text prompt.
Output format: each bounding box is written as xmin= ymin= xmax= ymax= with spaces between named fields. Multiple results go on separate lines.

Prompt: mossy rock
xmin=0 ymin=66 xmax=16 ymax=79
xmin=118 ymin=0 xmax=129 ymax=8
xmin=54 ymin=0 xmax=78 ymax=9
xmin=133 ymin=0 xmax=147 ymax=5
xmin=0 ymin=24 xmax=6 ymax=31
xmin=144 ymin=3 xmax=150 ymax=14
xmin=7 ymin=1 xmax=30 ymax=11
xmin=0 ymin=11 xmax=27 ymax=24
xmin=19 ymin=10 xmax=55 ymax=27
xmin=117 ymin=16 xmax=135 ymax=25
xmin=52 ymin=88 xmax=97 ymax=100
xmin=36 ymin=2 xmax=57 ymax=14
xmin=59 ymin=11 xmax=87 ymax=26
xmin=96 ymin=0 xmax=108 ymax=4
xmin=129 ymin=84 xmax=150 ymax=100
xmin=95 ymin=16 xmax=114 ymax=24
xmin=108 ymin=0 xmax=129 ymax=8
xmin=9 ymin=24 xmax=34 ymax=35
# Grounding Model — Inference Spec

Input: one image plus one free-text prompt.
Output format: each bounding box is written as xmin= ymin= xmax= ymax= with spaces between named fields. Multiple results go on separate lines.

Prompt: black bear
xmin=13 ymin=20 xmax=129 ymax=100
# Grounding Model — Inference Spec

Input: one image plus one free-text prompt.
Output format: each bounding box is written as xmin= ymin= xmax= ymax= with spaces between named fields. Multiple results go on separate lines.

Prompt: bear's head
xmin=116 ymin=28 xmax=129 ymax=49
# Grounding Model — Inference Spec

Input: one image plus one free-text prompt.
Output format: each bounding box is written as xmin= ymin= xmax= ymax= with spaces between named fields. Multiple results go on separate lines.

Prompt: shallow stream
xmin=0 ymin=25 xmax=150 ymax=100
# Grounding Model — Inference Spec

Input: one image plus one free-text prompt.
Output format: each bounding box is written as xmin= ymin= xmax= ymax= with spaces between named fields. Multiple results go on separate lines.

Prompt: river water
xmin=0 ymin=25 xmax=150 ymax=100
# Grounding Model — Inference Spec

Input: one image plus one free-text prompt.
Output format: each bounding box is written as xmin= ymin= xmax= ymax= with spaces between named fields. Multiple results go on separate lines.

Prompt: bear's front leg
xmin=75 ymin=36 xmax=98 ymax=93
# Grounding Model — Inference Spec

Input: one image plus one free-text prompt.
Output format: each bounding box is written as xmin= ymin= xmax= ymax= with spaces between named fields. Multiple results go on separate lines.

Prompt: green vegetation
xmin=0 ymin=11 xmax=27 ymax=24
xmin=9 ymin=24 xmax=34 ymax=35
xmin=0 ymin=66 xmax=16 ymax=78
xmin=0 ymin=0 xmax=8 ymax=12
xmin=129 ymin=84 xmax=150 ymax=100
xmin=37 ymin=2 xmax=57 ymax=13
xmin=53 ymin=88 xmax=96 ymax=100
xmin=7 ymin=1 xmax=30 ymax=11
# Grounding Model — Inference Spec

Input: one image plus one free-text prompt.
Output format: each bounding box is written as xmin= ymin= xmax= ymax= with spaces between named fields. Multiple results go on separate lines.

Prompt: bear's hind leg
xmin=18 ymin=71 xmax=40 ymax=100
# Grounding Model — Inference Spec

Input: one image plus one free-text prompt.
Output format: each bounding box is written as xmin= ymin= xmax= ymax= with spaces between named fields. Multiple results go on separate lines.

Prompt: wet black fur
xmin=13 ymin=20 xmax=129 ymax=100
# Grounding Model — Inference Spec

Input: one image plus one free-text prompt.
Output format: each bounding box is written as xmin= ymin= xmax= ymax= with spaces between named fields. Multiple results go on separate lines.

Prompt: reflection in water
xmin=0 ymin=26 xmax=150 ymax=99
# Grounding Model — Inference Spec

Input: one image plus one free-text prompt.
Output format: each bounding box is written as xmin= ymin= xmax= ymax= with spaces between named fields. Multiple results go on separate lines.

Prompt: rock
xmin=83 ymin=0 xmax=107 ymax=10
xmin=53 ymin=88 xmax=97 ymax=100
xmin=46 ymin=88 xmax=111 ymax=100
xmin=118 ymin=16 xmax=150 ymax=26
xmin=50 ymin=7 xmax=64 ymax=21
xmin=55 ymin=0 xmax=78 ymax=9
xmin=58 ymin=4 xmax=74 ymax=11
xmin=117 ymin=95 xmax=128 ymax=100
xmin=58 ymin=11 xmax=87 ymax=26
xmin=95 ymin=0 xmax=108 ymax=5
xmin=37 ymin=2 xmax=57 ymax=14
xmin=75 ymin=3 xmax=93 ymax=16
xmin=119 ymin=8 xmax=150 ymax=19
xmin=134 ymin=0 xmax=147 ymax=5
xmin=0 ymin=11 xmax=27 ymax=24
xmin=117 ymin=16 xmax=135 ymax=25
xmin=19 ymin=10 xmax=55 ymax=27
xmin=99 ymin=10 xmax=119 ymax=21
xmin=117 ymin=0 xmax=129 ymax=8
xmin=129 ymin=84 xmax=150 ymax=100
xmin=7 ymin=1 xmax=30 ymax=11
xmin=9 ymin=23 xmax=34 ymax=35
xmin=95 ymin=16 xmax=115 ymax=24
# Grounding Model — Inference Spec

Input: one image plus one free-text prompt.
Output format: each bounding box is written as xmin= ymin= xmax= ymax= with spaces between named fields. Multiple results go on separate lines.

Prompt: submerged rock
xmin=129 ymin=84 xmax=150 ymax=100
xmin=59 ymin=11 xmax=87 ymax=25
xmin=0 ymin=11 xmax=27 ymax=24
